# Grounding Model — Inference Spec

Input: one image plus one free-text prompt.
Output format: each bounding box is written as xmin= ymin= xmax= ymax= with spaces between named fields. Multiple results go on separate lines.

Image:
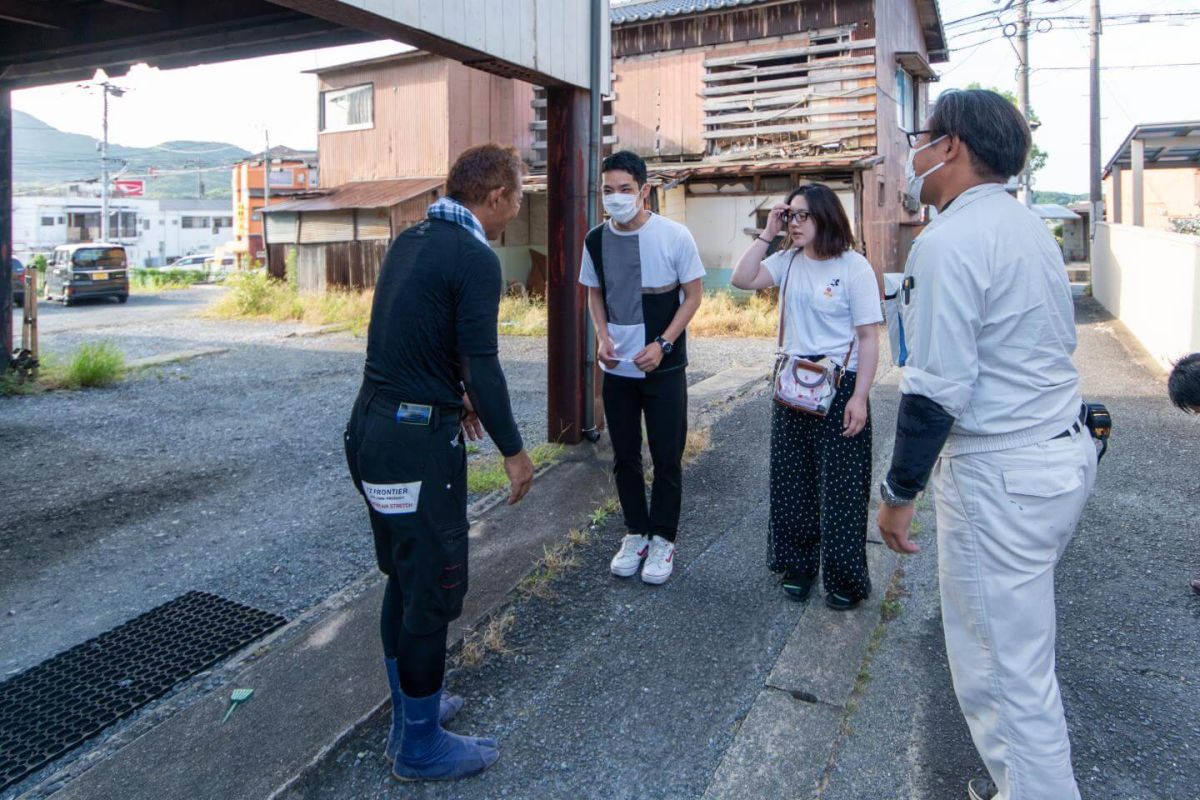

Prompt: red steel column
xmin=545 ymin=86 xmax=589 ymax=445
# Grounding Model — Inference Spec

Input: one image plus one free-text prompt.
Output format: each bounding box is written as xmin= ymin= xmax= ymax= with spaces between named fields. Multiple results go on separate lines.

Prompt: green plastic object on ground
xmin=221 ymin=688 xmax=254 ymax=724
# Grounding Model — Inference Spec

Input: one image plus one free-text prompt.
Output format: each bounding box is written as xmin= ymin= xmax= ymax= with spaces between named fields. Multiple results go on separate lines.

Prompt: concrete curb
xmin=125 ymin=347 xmax=229 ymax=370
xmin=26 ymin=363 xmax=771 ymax=800
xmin=701 ymin=360 xmax=903 ymax=800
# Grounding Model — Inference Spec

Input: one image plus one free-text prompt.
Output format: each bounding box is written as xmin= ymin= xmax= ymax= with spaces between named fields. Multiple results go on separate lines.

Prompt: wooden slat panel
xmin=702 ymin=56 xmax=875 ymax=82
xmin=702 ymin=121 xmax=874 ymax=139
xmin=704 ymin=102 xmax=875 ymax=127
xmin=703 ymin=38 xmax=876 ymax=68
xmin=701 ymin=67 xmax=875 ymax=97
xmin=703 ymin=86 xmax=874 ymax=112
xmin=298 ymin=210 xmax=354 ymax=243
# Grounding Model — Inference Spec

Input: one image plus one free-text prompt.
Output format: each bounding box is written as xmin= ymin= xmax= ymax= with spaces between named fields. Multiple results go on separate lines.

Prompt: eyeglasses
xmin=780 ymin=210 xmax=811 ymax=224
xmin=906 ymin=129 xmax=939 ymax=149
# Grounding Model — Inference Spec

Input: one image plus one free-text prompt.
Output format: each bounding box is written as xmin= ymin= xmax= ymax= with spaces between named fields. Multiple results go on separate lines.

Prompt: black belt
xmin=363 ymin=388 xmax=458 ymax=427
xmin=1050 ymin=405 xmax=1088 ymax=440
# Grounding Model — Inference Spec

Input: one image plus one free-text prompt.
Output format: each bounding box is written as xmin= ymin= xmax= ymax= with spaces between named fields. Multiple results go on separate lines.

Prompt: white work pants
xmin=933 ymin=429 xmax=1097 ymax=800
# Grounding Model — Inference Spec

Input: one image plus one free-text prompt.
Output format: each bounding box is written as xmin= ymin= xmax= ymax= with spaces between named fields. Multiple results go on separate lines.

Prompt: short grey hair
xmin=927 ymin=89 xmax=1032 ymax=180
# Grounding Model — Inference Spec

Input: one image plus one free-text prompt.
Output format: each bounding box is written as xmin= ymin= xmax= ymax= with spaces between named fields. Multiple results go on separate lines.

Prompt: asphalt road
xmin=819 ymin=297 xmax=1200 ymax=800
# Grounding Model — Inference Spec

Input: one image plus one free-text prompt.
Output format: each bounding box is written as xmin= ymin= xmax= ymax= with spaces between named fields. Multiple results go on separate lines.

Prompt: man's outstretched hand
xmin=504 ymin=450 xmax=534 ymax=505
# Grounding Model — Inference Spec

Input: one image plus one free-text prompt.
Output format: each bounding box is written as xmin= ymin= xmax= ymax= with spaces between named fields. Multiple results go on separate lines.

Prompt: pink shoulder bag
xmin=772 ymin=252 xmax=853 ymax=417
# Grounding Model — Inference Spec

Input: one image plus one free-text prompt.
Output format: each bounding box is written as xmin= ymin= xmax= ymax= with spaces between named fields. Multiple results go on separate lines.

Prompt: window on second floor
xmin=319 ymin=83 xmax=374 ymax=133
xmin=896 ymin=67 xmax=916 ymax=132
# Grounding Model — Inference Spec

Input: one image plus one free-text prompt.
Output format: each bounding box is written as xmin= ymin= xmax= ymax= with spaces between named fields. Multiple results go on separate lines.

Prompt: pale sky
xmin=12 ymin=0 xmax=1199 ymax=195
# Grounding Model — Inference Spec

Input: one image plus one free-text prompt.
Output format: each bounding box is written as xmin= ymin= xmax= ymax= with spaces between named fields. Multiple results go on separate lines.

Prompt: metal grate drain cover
xmin=0 ymin=591 xmax=286 ymax=792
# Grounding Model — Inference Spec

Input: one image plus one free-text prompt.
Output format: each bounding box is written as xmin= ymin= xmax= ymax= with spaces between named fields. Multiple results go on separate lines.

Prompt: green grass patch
xmin=467 ymin=442 xmax=564 ymax=495
xmin=131 ymin=268 xmax=208 ymax=292
xmin=206 ymin=271 xmax=373 ymax=336
xmin=497 ymin=295 xmax=548 ymax=336
xmin=2 ymin=341 xmax=126 ymax=395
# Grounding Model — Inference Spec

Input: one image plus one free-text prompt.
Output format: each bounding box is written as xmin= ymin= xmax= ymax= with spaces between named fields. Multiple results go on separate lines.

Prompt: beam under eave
xmin=102 ymin=0 xmax=167 ymax=11
xmin=0 ymin=16 xmax=373 ymax=89
xmin=0 ymin=0 xmax=64 ymax=29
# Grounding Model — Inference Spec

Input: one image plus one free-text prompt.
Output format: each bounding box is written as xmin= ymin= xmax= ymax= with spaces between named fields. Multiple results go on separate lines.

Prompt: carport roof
xmin=262 ymin=178 xmax=444 ymax=213
xmin=1103 ymin=121 xmax=1200 ymax=177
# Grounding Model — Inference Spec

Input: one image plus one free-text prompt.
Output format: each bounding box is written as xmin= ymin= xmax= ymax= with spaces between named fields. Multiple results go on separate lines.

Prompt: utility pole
xmin=262 ymin=130 xmax=271 ymax=273
xmin=100 ymin=85 xmax=110 ymax=241
xmin=92 ymin=80 xmax=125 ymax=242
xmin=1016 ymin=0 xmax=1033 ymax=207
xmin=1089 ymin=0 xmax=1103 ymax=235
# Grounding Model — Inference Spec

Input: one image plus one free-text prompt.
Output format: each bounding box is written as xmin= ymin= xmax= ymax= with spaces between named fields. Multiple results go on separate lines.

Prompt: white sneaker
xmin=640 ymin=536 xmax=675 ymax=585
xmin=610 ymin=534 xmax=650 ymax=578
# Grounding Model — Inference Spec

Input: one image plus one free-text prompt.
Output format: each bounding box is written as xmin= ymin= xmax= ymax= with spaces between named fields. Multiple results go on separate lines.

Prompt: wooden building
xmin=264 ymin=51 xmax=542 ymax=290
xmin=598 ymin=0 xmax=948 ymax=279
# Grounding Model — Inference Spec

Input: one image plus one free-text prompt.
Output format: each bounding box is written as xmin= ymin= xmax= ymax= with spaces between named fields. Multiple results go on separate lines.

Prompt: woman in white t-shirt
xmin=731 ymin=183 xmax=882 ymax=610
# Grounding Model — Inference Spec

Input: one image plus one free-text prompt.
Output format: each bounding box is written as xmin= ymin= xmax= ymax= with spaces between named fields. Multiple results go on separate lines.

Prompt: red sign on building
xmin=113 ymin=180 xmax=145 ymax=197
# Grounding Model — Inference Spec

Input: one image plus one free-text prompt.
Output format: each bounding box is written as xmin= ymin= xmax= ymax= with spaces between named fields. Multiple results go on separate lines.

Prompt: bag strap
xmin=777 ymin=250 xmax=797 ymax=351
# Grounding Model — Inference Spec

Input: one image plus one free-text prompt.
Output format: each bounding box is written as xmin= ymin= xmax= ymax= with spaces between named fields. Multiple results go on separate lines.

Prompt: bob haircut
xmin=785 ymin=183 xmax=855 ymax=259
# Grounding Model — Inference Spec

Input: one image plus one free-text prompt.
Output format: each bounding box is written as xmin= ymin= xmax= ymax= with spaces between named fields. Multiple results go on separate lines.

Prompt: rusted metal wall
xmin=293 ymin=241 xmax=390 ymax=292
xmin=611 ymin=0 xmax=873 ymax=57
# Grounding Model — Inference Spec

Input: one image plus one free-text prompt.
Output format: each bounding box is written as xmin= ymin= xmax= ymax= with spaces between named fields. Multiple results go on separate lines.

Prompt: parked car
xmin=163 ymin=254 xmax=213 ymax=271
xmin=44 ymin=244 xmax=130 ymax=306
xmin=207 ymin=255 xmax=237 ymax=278
xmin=11 ymin=257 xmax=24 ymax=306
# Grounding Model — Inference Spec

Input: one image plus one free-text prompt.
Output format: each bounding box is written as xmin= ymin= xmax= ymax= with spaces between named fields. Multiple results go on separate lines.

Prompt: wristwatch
xmin=655 ymin=336 xmax=673 ymax=354
xmin=879 ymin=479 xmax=915 ymax=508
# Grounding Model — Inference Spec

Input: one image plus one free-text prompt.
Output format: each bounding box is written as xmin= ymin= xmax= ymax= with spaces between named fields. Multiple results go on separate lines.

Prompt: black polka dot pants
xmin=767 ymin=371 xmax=873 ymax=601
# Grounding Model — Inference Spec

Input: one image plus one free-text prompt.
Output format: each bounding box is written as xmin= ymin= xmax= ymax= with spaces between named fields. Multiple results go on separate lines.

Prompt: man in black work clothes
xmin=1168 ymin=353 xmax=1200 ymax=594
xmin=344 ymin=144 xmax=533 ymax=782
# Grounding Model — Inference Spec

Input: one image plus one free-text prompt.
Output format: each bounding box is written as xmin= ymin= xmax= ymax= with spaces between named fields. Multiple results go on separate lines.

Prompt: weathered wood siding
xmin=861 ymin=0 xmax=931 ymax=275
xmin=317 ymin=55 xmax=452 ymax=187
xmin=317 ymin=55 xmax=536 ymax=186
xmin=612 ymin=0 xmax=873 ymax=57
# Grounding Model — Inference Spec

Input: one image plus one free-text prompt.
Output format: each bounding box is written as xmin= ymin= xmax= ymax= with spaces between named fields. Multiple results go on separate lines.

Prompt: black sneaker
xmin=967 ymin=778 xmax=998 ymax=799
xmin=781 ymin=571 xmax=815 ymax=602
xmin=824 ymin=592 xmax=862 ymax=611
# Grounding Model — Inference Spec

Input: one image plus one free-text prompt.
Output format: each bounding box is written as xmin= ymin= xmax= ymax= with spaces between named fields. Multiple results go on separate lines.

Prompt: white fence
xmin=1092 ymin=222 xmax=1200 ymax=369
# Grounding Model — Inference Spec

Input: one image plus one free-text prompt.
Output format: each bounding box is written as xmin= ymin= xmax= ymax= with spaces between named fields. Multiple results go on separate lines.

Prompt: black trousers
xmin=767 ymin=371 xmax=872 ymax=600
xmin=602 ymin=368 xmax=688 ymax=542
xmin=344 ymin=386 xmax=470 ymax=638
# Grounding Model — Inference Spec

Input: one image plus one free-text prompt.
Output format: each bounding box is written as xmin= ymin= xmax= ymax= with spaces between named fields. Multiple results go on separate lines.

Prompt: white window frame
xmin=319 ymin=83 xmax=374 ymax=134
xmin=895 ymin=67 xmax=916 ymax=132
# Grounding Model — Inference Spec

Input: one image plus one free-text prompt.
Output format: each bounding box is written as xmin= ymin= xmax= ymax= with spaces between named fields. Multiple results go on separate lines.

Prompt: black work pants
xmin=602 ymin=368 xmax=688 ymax=542
xmin=344 ymin=385 xmax=468 ymax=694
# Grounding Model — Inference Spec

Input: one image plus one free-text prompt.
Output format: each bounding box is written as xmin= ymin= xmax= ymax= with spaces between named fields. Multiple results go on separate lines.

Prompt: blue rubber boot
xmin=383 ymin=658 xmax=466 ymax=762
xmin=393 ymin=688 xmax=499 ymax=781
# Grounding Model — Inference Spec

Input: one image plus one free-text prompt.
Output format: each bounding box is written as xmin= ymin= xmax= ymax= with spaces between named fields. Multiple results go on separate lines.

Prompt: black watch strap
xmin=655 ymin=336 xmax=673 ymax=354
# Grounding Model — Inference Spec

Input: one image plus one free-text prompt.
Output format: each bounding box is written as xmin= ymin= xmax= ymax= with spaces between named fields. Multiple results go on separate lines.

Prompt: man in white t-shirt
xmin=579 ymin=150 xmax=705 ymax=586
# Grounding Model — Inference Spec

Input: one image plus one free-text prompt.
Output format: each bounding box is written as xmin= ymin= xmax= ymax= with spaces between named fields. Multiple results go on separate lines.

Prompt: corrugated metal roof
xmin=610 ymin=0 xmax=768 ymax=25
xmin=264 ymin=178 xmax=443 ymax=213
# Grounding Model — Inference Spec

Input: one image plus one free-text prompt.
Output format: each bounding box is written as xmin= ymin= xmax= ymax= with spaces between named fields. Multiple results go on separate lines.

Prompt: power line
xmin=1035 ymin=60 xmax=1200 ymax=70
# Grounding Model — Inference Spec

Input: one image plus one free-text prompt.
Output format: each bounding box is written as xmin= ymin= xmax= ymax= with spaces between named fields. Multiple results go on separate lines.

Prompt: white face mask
xmin=603 ymin=192 xmax=640 ymax=224
xmin=905 ymin=135 xmax=948 ymax=205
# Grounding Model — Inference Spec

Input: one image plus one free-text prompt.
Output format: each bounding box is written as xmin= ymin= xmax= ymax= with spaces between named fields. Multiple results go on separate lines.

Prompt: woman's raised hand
xmin=763 ymin=204 xmax=790 ymax=240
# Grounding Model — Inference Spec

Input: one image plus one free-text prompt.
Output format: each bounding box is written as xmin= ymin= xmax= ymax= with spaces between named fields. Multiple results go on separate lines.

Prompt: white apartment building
xmin=13 ymin=194 xmax=234 ymax=267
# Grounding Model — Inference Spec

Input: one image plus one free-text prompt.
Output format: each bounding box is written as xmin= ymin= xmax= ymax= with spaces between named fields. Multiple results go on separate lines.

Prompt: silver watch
xmin=879 ymin=480 xmax=915 ymax=508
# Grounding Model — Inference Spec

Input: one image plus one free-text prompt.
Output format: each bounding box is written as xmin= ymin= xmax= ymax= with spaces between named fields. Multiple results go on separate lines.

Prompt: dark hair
xmin=1168 ymin=352 xmax=1200 ymax=412
xmin=447 ymin=143 xmax=525 ymax=205
xmin=927 ymin=89 xmax=1032 ymax=180
xmin=785 ymin=183 xmax=854 ymax=259
xmin=601 ymin=150 xmax=648 ymax=186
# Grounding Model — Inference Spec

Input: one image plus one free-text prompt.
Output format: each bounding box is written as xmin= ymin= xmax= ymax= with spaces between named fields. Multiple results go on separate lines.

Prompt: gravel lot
xmin=1 ymin=288 xmax=775 ymax=681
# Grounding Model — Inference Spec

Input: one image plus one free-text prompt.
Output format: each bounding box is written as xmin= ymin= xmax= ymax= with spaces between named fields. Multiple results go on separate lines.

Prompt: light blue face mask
xmin=904 ymin=135 xmax=948 ymax=204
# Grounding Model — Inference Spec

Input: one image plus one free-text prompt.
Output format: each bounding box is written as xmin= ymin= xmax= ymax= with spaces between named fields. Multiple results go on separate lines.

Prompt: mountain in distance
xmin=12 ymin=110 xmax=254 ymax=199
